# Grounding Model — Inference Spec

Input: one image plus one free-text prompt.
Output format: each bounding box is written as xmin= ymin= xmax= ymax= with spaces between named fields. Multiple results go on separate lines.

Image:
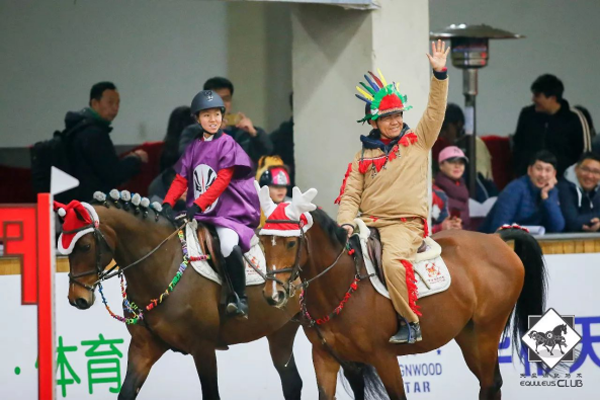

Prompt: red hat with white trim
xmin=54 ymin=200 xmax=99 ymax=255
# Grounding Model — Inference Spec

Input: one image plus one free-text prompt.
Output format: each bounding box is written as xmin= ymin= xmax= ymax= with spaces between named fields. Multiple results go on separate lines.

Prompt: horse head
xmin=552 ymin=324 xmax=568 ymax=337
xmin=54 ymin=198 xmax=116 ymax=309
xmin=56 ymin=190 xmax=173 ymax=310
xmin=255 ymin=182 xmax=317 ymax=308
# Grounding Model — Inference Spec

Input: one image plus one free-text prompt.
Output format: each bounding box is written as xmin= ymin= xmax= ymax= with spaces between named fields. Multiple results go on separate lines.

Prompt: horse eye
xmin=78 ymin=244 xmax=91 ymax=252
xmin=287 ymin=241 xmax=297 ymax=249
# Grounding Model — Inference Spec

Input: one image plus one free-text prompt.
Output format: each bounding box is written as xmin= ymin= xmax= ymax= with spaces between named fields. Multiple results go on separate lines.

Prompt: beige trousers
xmin=362 ymin=216 xmax=425 ymax=323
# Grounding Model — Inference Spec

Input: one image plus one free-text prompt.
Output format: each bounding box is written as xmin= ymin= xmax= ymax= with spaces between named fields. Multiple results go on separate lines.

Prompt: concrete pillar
xmin=292 ymin=0 xmax=430 ymax=215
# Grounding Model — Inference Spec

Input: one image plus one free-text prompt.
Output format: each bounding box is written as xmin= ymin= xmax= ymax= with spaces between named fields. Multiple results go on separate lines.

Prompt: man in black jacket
xmin=512 ymin=74 xmax=593 ymax=177
xmin=64 ymin=82 xmax=147 ymax=201
xmin=557 ymin=152 xmax=600 ymax=232
xmin=178 ymin=77 xmax=273 ymax=170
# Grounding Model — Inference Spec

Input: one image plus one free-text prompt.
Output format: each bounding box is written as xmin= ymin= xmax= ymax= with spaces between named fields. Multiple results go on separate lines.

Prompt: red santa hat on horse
xmin=254 ymin=181 xmax=318 ymax=237
xmin=53 ymin=200 xmax=100 ymax=255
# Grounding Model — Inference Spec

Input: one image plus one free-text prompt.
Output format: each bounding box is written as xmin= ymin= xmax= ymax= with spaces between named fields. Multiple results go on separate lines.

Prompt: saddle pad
xmin=353 ymin=219 xmax=451 ymax=300
xmin=185 ymin=223 xmax=267 ymax=286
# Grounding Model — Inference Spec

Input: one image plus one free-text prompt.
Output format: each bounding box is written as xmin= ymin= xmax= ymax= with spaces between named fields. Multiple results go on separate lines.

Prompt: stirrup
xmin=389 ymin=321 xmax=422 ymax=344
xmin=226 ymin=294 xmax=248 ymax=318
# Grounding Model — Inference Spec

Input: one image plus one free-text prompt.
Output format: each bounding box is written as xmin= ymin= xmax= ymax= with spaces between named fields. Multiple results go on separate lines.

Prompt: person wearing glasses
xmin=558 ymin=152 xmax=600 ymax=232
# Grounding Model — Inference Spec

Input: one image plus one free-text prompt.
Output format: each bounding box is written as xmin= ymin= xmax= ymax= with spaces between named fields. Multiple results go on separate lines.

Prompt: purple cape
xmin=174 ymin=132 xmax=260 ymax=252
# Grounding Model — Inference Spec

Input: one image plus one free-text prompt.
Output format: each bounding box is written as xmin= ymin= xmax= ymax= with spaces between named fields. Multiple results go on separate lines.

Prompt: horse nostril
xmin=277 ymin=291 xmax=286 ymax=302
xmin=75 ymin=298 xmax=90 ymax=310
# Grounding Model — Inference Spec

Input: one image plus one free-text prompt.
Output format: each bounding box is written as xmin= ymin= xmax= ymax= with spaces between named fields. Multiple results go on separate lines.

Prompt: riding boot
xmin=224 ymin=245 xmax=249 ymax=318
xmin=389 ymin=320 xmax=422 ymax=344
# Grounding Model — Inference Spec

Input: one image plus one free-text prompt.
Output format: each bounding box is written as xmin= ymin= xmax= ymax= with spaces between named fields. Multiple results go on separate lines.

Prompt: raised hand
xmin=426 ymin=39 xmax=450 ymax=72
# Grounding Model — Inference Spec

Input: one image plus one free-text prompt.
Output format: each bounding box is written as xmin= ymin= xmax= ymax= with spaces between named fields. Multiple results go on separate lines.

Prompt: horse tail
xmin=498 ymin=227 xmax=547 ymax=357
xmin=339 ymin=362 xmax=389 ymax=400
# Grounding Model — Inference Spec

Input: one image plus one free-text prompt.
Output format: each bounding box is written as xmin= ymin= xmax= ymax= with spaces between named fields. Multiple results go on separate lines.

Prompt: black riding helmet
xmin=191 ymin=90 xmax=226 ymax=117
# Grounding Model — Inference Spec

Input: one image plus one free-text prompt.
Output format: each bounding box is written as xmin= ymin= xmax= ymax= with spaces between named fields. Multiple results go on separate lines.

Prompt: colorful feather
xmin=355 ymin=93 xmax=372 ymax=104
xmin=368 ymin=71 xmax=384 ymax=89
xmin=377 ymin=68 xmax=388 ymax=87
xmin=355 ymin=86 xmax=374 ymax=101
xmin=364 ymin=74 xmax=380 ymax=91
xmin=359 ymin=81 xmax=376 ymax=95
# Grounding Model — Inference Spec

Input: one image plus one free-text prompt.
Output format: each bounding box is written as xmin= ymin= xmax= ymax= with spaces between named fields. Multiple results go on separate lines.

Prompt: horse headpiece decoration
xmin=254 ymin=181 xmax=318 ymax=237
xmin=53 ymin=200 xmax=99 ymax=255
xmin=355 ymin=69 xmax=413 ymax=123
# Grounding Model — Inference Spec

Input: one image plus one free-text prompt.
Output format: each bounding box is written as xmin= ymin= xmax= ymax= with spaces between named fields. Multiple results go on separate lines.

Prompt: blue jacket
xmin=479 ymin=176 xmax=565 ymax=233
xmin=557 ymin=178 xmax=600 ymax=232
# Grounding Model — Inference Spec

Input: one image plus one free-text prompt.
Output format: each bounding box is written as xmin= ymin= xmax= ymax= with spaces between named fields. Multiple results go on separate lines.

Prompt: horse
xmin=59 ymin=193 xmax=304 ymax=400
xmin=258 ymin=204 xmax=546 ymax=400
xmin=528 ymin=324 xmax=567 ymax=356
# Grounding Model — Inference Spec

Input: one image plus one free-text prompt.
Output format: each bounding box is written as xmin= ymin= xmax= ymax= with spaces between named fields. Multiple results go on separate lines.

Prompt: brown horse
xmin=61 ymin=195 xmax=305 ymax=400
xmin=260 ymin=209 xmax=546 ymax=400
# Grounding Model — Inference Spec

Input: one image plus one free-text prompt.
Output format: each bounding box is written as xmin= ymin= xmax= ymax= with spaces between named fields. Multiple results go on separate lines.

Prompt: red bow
xmin=399 ymin=132 xmax=418 ymax=147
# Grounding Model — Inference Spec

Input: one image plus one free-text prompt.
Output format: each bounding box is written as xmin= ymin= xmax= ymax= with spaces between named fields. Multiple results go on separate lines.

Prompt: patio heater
xmin=430 ymin=24 xmax=523 ymax=196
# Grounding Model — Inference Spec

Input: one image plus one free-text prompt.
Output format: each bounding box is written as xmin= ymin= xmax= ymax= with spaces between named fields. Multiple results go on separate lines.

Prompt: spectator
xmin=63 ymin=81 xmax=147 ymax=201
xmin=269 ymin=93 xmax=295 ymax=189
xmin=434 ymin=146 xmax=472 ymax=230
xmin=179 ymin=77 xmax=273 ymax=167
xmin=512 ymin=74 xmax=593 ymax=177
xmin=431 ymin=184 xmax=462 ymax=233
xmin=255 ymin=156 xmax=291 ymax=227
xmin=557 ymin=152 xmax=600 ymax=232
xmin=149 ymin=106 xmax=196 ymax=206
xmin=431 ymin=103 xmax=498 ymax=202
xmin=160 ymin=106 xmax=196 ymax=172
xmin=480 ymin=150 xmax=565 ymax=234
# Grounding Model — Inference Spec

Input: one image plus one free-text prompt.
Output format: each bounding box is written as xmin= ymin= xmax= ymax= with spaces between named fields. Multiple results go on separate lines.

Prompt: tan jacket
xmin=337 ymin=75 xmax=449 ymax=226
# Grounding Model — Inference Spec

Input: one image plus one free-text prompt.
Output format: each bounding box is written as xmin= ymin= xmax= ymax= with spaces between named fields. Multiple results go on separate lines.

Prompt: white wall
xmin=226 ymin=2 xmax=293 ymax=133
xmin=0 ymin=0 xmax=228 ymax=147
xmin=430 ymin=0 xmax=599 ymax=136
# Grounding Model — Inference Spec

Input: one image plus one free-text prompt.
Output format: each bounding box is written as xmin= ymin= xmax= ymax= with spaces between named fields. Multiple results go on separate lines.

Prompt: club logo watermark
xmin=522 ymin=308 xmax=582 ymax=370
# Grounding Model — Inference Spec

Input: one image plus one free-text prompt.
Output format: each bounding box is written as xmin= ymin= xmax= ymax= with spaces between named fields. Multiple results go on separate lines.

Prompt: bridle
xmin=67 ymin=222 xmax=184 ymax=293
xmin=261 ymin=219 xmax=347 ymax=296
xmin=65 ymin=224 xmax=114 ymax=292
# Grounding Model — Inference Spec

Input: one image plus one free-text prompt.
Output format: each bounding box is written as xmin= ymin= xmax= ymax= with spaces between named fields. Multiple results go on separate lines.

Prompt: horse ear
xmin=254 ymin=180 xmax=277 ymax=217
xmin=287 ymin=186 xmax=318 ymax=219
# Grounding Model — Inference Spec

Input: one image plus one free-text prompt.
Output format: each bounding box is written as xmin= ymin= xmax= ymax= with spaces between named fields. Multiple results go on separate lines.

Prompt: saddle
xmin=350 ymin=218 xmax=450 ymax=300
xmin=363 ymin=227 xmax=428 ymax=284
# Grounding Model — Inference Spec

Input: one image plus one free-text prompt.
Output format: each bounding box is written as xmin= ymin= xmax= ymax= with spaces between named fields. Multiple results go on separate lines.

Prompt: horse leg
xmin=118 ymin=331 xmax=168 ymax=400
xmin=192 ymin=344 xmax=220 ymax=400
xmin=266 ymin=321 xmax=303 ymax=400
xmin=312 ymin=346 xmax=340 ymax=400
xmin=372 ymin=353 xmax=406 ymax=400
xmin=455 ymin=327 xmax=503 ymax=400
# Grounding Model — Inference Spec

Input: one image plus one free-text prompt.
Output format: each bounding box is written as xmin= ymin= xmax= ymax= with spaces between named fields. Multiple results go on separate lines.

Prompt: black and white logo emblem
xmin=522 ymin=308 xmax=581 ymax=370
xmin=193 ymin=164 xmax=219 ymax=212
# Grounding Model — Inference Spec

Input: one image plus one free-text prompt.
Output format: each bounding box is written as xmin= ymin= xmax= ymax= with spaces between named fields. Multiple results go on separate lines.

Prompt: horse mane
xmin=310 ymin=208 xmax=347 ymax=246
xmin=90 ymin=189 xmax=165 ymax=223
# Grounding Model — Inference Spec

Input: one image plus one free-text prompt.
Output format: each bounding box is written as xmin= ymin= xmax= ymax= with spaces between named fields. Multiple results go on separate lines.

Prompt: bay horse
xmin=59 ymin=194 xmax=304 ymax=400
xmin=259 ymin=207 xmax=546 ymax=400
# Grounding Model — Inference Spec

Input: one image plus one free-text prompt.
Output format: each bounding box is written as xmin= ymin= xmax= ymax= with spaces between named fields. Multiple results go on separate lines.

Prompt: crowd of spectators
xmin=48 ymin=72 xmax=597 ymax=235
xmin=433 ymin=74 xmax=597 ymax=235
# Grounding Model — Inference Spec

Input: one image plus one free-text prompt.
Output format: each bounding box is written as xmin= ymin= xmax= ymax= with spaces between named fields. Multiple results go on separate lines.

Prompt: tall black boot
xmin=224 ymin=245 xmax=248 ymax=318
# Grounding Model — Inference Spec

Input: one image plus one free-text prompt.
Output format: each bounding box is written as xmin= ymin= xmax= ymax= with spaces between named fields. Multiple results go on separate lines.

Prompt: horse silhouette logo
xmin=521 ymin=308 xmax=581 ymax=369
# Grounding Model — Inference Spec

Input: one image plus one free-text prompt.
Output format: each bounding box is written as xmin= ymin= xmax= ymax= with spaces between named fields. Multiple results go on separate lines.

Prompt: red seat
xmin=481 ymin=135 xmax=514 ymax=191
